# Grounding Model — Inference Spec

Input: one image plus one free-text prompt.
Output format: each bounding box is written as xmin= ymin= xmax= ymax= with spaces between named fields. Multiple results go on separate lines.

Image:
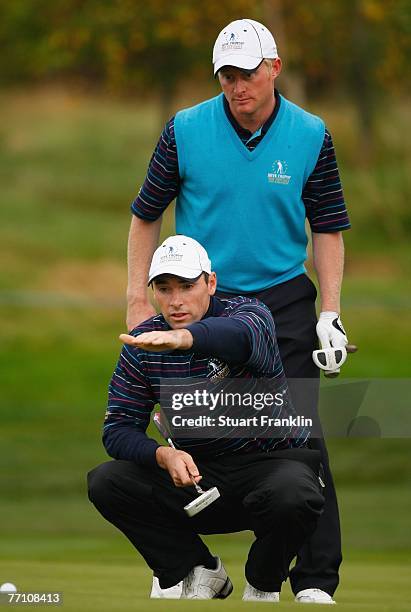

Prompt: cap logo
xmin=160 ymin=245 xmax=184 ymax=263
xmin=221 ymin=31 xmax=244 ymax=52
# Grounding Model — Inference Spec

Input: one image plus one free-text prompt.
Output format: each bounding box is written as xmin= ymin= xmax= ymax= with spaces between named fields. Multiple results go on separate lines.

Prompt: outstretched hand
xmin=119 ymin=329 xmax=193 ymax=352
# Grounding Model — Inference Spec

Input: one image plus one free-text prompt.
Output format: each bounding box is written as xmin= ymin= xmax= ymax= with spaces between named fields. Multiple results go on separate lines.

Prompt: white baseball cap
xmin=148 ymin=235 xmax=212 ymax=284
xmin=213 ymin=18 xmax=278 ymax=76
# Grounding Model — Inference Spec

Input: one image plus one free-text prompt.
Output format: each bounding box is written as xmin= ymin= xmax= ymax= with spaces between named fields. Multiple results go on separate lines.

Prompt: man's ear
xmin=272 ymin=57 xmax=282 ymax=79
xmin=208 ymin=272 xmax=217 ymax=296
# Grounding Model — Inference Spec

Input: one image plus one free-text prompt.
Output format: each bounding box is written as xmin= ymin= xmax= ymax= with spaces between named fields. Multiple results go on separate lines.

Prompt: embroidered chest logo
xmin=221 ymin=31 xmax=244 ymax=52
xmin=267 ymin=160 xmax=291 ymax=185
xmin=207 ymin=358 xmax=230 ymax=380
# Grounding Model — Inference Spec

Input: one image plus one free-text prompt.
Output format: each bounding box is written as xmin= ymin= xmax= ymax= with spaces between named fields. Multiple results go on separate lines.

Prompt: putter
xmin=313 ymin=344 xmax=358 ymax=378
xmin=153 ymin=412 xmax=220 ymax=517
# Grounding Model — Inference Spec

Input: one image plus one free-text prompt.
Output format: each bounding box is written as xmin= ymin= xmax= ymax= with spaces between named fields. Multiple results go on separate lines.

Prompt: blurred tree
xmin=261 ymin=0 xmax=307 ymax=105
xmin=0 ymin=0 xmax=410 ymax=129
xmin=0 ymin=0 xmax=263 ymax=122
xmin=279 ymin=0 xmax=411 ymax=163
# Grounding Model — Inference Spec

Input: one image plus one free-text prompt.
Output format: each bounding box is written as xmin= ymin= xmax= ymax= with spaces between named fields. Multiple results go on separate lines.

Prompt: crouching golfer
xmin=87 ymin=235 xmax=324 ymax=601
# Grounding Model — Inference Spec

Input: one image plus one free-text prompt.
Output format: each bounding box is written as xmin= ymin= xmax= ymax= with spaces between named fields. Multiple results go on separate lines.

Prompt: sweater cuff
xmin=137 ymin=438 xmax=161 ymax=468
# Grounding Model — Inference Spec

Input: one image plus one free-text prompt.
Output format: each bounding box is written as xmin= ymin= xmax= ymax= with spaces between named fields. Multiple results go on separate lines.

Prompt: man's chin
xmin=167 ymin=316 xmax=193 ymax=329
xmin=232 ymin=100 xmax=254 ymax=114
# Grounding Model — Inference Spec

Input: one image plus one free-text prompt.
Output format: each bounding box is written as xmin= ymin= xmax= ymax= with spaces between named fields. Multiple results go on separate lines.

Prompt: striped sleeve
xmin=303 ymin=128 xmax=351 ymax=233
xmin=131 ymin=117 xmax=180 ymax=221
xmin=102 ymin=344 xmax=159 ymax=466
xmin=228 ymin=299 xmax=284 ymax=377
xmin=187 ymin=297 xmax=283 ymax=376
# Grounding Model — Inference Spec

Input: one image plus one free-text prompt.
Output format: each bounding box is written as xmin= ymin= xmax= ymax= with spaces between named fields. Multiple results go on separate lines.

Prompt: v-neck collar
xmin=223 ymin=90 xmax=281 ymax=143
xmin=219 ymin=92 xmax=284 ymax=161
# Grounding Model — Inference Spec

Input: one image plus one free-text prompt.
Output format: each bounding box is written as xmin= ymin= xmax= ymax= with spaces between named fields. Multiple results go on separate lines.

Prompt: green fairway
xmin=1 ymin=558 xmax=410 ymax=611
xmin=1 ymin=487 xmax=410 ymax=610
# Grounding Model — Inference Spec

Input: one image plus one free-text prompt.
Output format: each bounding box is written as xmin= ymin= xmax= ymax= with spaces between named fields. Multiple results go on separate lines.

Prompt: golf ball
xmin=0 ymin=583 xmax=17 ymax=593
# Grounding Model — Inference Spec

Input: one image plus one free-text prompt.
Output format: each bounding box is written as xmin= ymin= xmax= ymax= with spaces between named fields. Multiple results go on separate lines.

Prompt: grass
xmin=0 ymin=559 xmax=410 ymax=610
xmin=0 ymin=487 xmax=410 ymax=610
xmin=0 ymin=88 xmax=411 ymax=609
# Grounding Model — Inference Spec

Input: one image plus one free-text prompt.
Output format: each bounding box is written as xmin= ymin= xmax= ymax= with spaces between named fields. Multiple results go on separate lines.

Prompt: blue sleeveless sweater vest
xmin=174 ymin=93 xmax=325 ymax=293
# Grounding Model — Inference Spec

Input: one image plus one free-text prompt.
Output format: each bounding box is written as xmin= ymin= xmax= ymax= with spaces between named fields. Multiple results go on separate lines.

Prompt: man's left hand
xmin=314 ymin=311 xmax=348 ymax=376
xmin=316 ymin=311 xmax=348 ymax=350
xmin=119 ymin=329 xmax=193 ymax=352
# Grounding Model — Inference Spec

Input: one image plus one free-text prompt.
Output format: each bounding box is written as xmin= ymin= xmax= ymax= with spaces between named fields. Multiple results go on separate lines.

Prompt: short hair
xmin=263 ymin=58 xmax=274 ymax=73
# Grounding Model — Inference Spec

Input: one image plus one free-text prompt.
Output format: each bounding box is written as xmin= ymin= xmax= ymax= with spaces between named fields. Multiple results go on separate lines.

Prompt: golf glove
xmin=314 ymin=311 xmax=348 ymax=376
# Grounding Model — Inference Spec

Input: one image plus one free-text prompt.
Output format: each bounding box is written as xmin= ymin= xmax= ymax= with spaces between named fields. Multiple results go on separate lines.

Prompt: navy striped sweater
xmin=103 ymin=296 xmax=309 ymax=467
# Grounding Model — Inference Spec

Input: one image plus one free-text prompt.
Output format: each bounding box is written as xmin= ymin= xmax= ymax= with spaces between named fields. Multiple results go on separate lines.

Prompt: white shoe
xmin=150 ymin=576 xmax=182 ymax=599
xmin=295 ymin=588 xmax=336 ymax=604
xmin=181 ymin=556 xmax=233 ymax=599
xmin=242 ymin=581 xmax=280 ymax=602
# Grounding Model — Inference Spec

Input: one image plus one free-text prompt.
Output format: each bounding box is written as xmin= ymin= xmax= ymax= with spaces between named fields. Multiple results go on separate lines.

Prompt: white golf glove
xmin=313 ymin=311 xmax=348 ymax=377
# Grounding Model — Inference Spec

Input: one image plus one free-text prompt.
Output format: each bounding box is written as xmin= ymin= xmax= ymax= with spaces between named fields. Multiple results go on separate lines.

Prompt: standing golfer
xmin=126 ymin=18 xmax=351 ymax=604
xmin=88 ymin=235 xmax=324 ymax=601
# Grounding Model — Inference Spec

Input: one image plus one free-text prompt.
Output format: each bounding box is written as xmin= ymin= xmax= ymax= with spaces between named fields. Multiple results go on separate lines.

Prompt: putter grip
xmin=153 ymin=412 xmax=170 ymax=440
xmin=323 ymin=343 xmax=358 ymax=377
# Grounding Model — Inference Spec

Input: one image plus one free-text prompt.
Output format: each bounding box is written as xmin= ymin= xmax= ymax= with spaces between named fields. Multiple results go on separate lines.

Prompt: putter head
xmin=184 ymin=487 xmax=220 ymax=517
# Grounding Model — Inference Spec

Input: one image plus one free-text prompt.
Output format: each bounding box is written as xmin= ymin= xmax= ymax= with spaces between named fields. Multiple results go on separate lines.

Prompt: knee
xmin=87 ymin=461 xmax=119 ymax=508
xmin=244 ymin=483 xmax=324 ymax=525
xmin=282 ymin=488 xmax=324 ymax=522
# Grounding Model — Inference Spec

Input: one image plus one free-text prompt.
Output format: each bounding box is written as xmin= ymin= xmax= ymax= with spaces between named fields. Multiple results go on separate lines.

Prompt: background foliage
xmin=2 ymin=0 xmax=411 ymax=96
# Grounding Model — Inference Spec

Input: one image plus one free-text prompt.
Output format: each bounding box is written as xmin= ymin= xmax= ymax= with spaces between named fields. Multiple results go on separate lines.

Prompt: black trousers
xmin=88 ymin=449 xmax=324 ymax=591
xmin=217 ymin=273 xmax=342 ymax=596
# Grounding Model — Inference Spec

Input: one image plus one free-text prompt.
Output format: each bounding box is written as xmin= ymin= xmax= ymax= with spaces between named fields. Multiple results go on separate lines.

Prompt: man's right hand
xmin=126 ymin=301 xmax=156 ymax=331
xmin=156 ymin=446 xmax=202 ymax=488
